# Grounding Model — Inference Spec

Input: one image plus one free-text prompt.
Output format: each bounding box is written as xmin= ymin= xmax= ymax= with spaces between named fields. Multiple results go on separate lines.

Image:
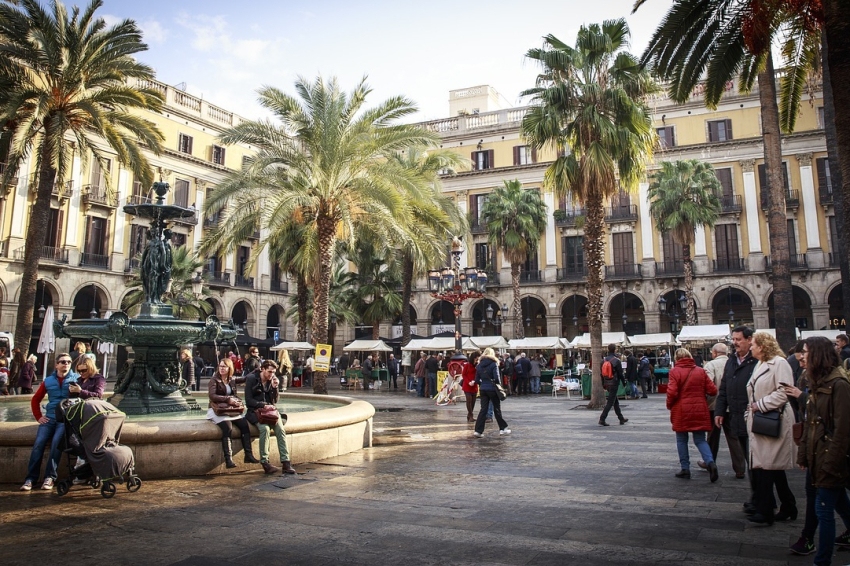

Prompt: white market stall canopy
xmin=401 ymin=338 xmax=434 ymax=352
xmin=343 ymin=339 xmax=393 ymax=352
xmin=800 ymin=329 xmax=843 ymax=341
xmin=755 ymin=328 xmax=802 ymax=339
xmin=507 ymin=337 xmax=569 ymax=350
xmin=469 ymin=336 xmax=510 ymax=350
xmin=270 ymin=341 xmax=315 ymax=351
xmin=569 ymin=332 xmax=629 ymax=349
xmin=420 ymin=337 xmax=478 ymax=351
xmin=627 ymin=333 xmax=676 ymax=348
xmin=677 ymin=325 xmax=730 ymax=343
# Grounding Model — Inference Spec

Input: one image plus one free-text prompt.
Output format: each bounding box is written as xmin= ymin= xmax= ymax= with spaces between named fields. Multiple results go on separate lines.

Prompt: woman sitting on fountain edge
xmin=207 ymin=358 xmax=259 ymax=469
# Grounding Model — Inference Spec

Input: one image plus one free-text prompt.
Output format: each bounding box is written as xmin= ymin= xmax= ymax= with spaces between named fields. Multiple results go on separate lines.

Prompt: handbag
xmin=494 ymin=382 xmax=507 ymax=401
xmin=751 ymin=406 xmax=785 ymax=438
xmin=213 ymin=399 xmax=245 ymax=417
xmin=255 ymin=404 xmax=281 ymax=425
xmin=792 ymin=421 xmax=804 ymax=446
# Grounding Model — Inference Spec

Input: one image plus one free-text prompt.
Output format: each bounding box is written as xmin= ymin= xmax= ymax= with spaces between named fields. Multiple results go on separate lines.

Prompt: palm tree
xmin=206 ymin=76 xmax=436 ymax=394
xmin=286 ymin=261 xmax=357 ymax=345
xmin=521 ymin=20 xmax=656 ymax=408
xmin=0 ymin=0 xmax=165 ymax=354
xmin=638 ymin=0 xmax=820 ymax=350
xmin=343 ymin=240 xmax=404 ymax=340
xmin=122 ymin=246 xmax=213 ymax=320
xmin=480 ymin=180 xmax=548 ymax=339
xmin=647 ymin=160 xmax=722 ymax=325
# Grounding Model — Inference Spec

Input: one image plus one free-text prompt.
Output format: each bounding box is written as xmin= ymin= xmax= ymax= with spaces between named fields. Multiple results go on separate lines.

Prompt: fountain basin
xmin=0 ymin=393 xmax=374 ymax=482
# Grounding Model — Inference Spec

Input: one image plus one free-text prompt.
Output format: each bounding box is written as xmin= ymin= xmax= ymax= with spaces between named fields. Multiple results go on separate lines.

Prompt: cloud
xmin=140 ymin=19 xmax=168 ymax=44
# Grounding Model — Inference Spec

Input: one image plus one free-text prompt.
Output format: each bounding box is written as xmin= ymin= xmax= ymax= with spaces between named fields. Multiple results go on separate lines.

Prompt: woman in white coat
xmin=746 ymin=331 xmax=798 ymax=525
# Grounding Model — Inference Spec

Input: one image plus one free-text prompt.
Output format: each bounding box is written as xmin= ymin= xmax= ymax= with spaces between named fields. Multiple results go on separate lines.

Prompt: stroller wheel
xmin=126 ymin=476 xmax=142 ymax=492
xmin=100 ymin=482 xmax=116 ymax=499
xmin=90 ymin=477 xmax=101 ymax=489
xmin=56 ymin=480 xmax=70 ymax=497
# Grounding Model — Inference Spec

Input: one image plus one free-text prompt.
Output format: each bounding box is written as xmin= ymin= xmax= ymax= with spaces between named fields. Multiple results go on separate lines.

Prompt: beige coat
xmin=745 ymin=356 xmax=797 ymax=470
xmin=703 ymin=354 xmax=728 ymax=411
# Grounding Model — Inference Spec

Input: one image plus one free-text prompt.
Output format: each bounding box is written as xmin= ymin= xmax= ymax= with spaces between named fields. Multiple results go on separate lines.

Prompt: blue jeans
xmin=630 ymin=381 xmax=639 ymax=397
xmin=427 ymin=372 xmax=437 ymax=398
xmin=675 ymin=431 xmax=713 ymax=471
xmin=26 ymin=419 xmax=65 ymax=482
xmin=530 ymin=376 xmax=540 ymax=394
xmin=407 ymin=374 xmax=415 ymax=390
xmin=417 ymin=376 xmax=425 ymax=397
xmin=815 ymin=486 xmax=850 ymax=565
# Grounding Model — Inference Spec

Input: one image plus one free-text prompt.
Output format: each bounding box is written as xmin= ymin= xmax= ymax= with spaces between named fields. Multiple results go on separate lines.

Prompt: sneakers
xmin=41 ymin=478 xmax=54 ymax=490
xmin=598 ymin=420 xmax=609 ymax=426
xmin=473 ymin=432 xmax=483 ymax=438
xmin=789 ymin=537 xmax=815 ymax=555
xmin=499 ymin=429 xmax=511 ymax=436
xmin=835 ymin=529 xmax=850 ymax=547
xmin=20 ymin=479 xmax=32 ymax=491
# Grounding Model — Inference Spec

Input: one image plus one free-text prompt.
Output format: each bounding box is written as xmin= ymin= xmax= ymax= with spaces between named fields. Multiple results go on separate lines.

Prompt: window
xmin=562 ymin=236 xmax=583 ymax=270
xmin=173 ymin=178 xmax=190 ymax=208
xmin=474 ymin=243 xmax=492 ymax=271
xmin=612 ymin=232 xmax=634 ymax=268
xmin=513 ymin=145 xmax=535 ymax=166
xmin=468 ymin=193 xmax=488 ymax=228
xmin=662 ymin=232 xmax=684 ymax=263
xmin=817 ymin=157 xmax=832 ymax=194
xmin=818 ymin=107 xmax=825 ymax=129
xmin=757 ymin=162 xmax=791 ymax=192
xmin=44 ymin=208 xmax=64 ymax=249
xmin=657 ymin=126 xmax=675 ymax=149
xmin=523 ymin=251 xmax=539 ymax=274
xmin=829 ymin=216 xmax=838 ymax=254
xmin=714 ymin=224 xmax=740 ymax=268
xmin=241 ymin=155 xmax=252 ymax=171
xmin=171 ymin=233 xmax=187 ymax=248
xmin=715 ymin=168 xmax=734 ymax=198
xmin=787 ymin=219 xmax=797 ymax=255
xmin=84 ymin=216 xmax=109 ymax=257
xmin=471 ymin=149 xmax=494 ymax=171
xmin=129 ymin=224 xmax=146 ymax=257
xmin=237 ymin=246 xmax=250 ymax=276
xmin=707 ymin=119 xmax=733 ymax=142
xmin=212 ymin=145 xmax=226 ymax=166
xmin=89 ymin=158 xmax=110 ymax=188
xmin=178 ymin=133 xmax=193 ymax=155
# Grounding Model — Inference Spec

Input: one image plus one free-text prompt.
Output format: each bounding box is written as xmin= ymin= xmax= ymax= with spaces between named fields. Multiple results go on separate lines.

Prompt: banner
xmin=315 ymin=344 xmax=332 ymax=371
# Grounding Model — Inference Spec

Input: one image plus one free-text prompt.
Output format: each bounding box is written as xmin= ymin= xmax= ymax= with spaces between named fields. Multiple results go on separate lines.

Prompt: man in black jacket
xmin=242 ymin=347 xmax=262 ymax=376
xmin=624 ymin=350 xmax=638 ymax=399
xmin=244 ymin=360 xmax=297 ymax=475
xmin=714 ymin=326 xmax=761 ymax=510
xmin=424 ymin=353 xmax=439 ymax=398
xmin=599 ymin=344 xmax=628 ymax=426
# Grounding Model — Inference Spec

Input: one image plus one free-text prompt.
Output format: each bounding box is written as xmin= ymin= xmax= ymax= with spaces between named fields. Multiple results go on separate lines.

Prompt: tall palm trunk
xmin=401 ymin=254 xmax=414 ymax=346
xmin=759 ymin=54 xmax=795 ymax=351
xmin=312 ymin=213 xmax=335 ymax=394
xmin=683 ymin=242 xmax=696 ymax=325
xmin=512 ymin=263 xmax=523 ymax=339
xmin=15 ymin=144 xmax=57 ymax=356
xmin=296 ymin=272 xmax=308 ymax=342
xmin=584 ymin=191 xmax=605 ymax=409
xmin=372 ymin=319 xmax=380 ymax=340
xmin=822 ymin=12 xmax=850 ymax=328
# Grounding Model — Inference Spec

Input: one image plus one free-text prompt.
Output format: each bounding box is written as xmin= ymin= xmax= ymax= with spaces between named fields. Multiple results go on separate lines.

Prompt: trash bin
xmin=581 ymin=372 xmax=592 ymax=399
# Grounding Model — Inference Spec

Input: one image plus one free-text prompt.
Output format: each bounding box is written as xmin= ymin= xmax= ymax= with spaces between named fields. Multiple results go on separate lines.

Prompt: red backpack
xmin=601 ymin=358 xmax=614 ymax=379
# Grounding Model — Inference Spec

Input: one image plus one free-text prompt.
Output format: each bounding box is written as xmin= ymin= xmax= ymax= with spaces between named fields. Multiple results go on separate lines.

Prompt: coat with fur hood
xmin=474 ymin=356 xmax=501 ymax=391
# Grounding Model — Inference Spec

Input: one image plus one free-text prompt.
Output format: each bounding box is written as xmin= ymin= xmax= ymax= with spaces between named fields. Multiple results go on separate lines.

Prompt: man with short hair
xmin=599 ymin=344 xmax=628 ymax=426
xmin=836 ymin=334 xmax=850 ymax=362
xmin=516 ymin=353 xmax=532 ymax=396
xmin=414 ymin=352 xmax=427 ymax=396
xmin=637 ymin=350 xmax=652 ymax=398
xmin=714 ymin=326 xmax=761 ymax=510
xmin=243 ymin=346 xmax=262 ymax=376
xmin=244 ymin=360 xmax=297 ymax=475
xmin=388 ymin=353 xmax=400 ymax=390
xmin=700 ymin=343 xmax=746 ymax=478
xmin=362 ymin=354 xmax=374 ymax=390
xmin=424 ymin=352 xmax=440 ymax=398
xmin=192 ymin=350 xmax=206 ymax=391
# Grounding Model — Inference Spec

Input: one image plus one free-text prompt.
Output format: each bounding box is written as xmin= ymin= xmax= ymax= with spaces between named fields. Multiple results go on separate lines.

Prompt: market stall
xmin=343 ymin=339 xmax=393 ymax=389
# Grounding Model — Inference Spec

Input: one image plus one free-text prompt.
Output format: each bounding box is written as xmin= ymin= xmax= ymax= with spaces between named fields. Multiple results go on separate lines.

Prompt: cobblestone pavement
xmin=0 ymin=387 xmax=834 ymax=565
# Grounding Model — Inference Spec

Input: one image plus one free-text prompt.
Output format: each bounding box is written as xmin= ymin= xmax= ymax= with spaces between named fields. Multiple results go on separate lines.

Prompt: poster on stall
xmin=315 ymin=344 xmax=332 ymax=371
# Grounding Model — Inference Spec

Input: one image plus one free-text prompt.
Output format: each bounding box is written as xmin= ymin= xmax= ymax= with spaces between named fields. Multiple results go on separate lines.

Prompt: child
xmin=0 ymin=358 xmax=9 ymax=395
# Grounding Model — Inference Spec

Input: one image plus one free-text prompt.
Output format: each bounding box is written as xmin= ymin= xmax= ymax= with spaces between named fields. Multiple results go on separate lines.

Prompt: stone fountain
xmin=55 ymin=181 xmax=236 ymax=414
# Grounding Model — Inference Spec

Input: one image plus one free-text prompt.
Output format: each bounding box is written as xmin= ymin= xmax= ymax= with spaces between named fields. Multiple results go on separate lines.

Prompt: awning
xmin=800 ymin=329 xmax=842 ymax=341
xmin=507 ymin=337 xmax=568 ymax=350
xmin=270 ymin=341 xmax=315 ymax=351
xmin=343 ymin=339 xmax=393 ymax=352
xmin=419 ymin=337 xmax=478 ymax=351
xmin=755 ymin=328 xmax=802 ymax=339
xmin=401 ymin=338 xmax=434 ymax=352
xmin=469 ymin=336 xmax=510 ymax=350
xmin=568 ymin=332 xmax=629 ymax=349
xmin=627 ymin=333 xmax=676 ymax=347
xmin=677 ymin=325 xmax=730 ymax=343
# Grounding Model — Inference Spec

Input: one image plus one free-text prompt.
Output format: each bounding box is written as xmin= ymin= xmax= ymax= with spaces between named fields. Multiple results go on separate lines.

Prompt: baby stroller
xmin=55 ymin=398 xmax=141 ymax=498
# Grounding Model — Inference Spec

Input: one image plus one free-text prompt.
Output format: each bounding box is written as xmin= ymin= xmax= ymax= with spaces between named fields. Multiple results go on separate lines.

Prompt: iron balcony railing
xmin=14 ymin=245 xmax=69 ymax=263
xmin=470 ymin=219 xmax=488 ymax=234
xmin=81 ymin=185 xmax=117 ymax=208
xmin=719 ymin=194 xmax=743 ymax=214
xmin=80 ymin=252 xmax=110 ymax=269
xmin=124 ymin=258 xmax=141 ymax=272
xmin=605 ymin=264 xmax=642 ymax=279
xmin=173 ymin=211 xmax=199 ymax=226
xmin=604 ymin=205 xmax=638 ymax=223
xmin=820 ymin=187 xmax=834 ymax=205
xmin=712 ymin=257 xmax=744 ymax=272
xmin=761 ymin=189 xmax=800 ymax=210
xmin=520 ymin=270 xmax=543 ymax=283
xmin=234 ymin=274 xmax=254 ymax=288
xmin=206 ymin=270 xmax=230 ymax=286
xmin=486 ymin=271 xmax=500 ymax=286
xmin=555 ymin=209 xmax=585 ymax=227
xmin=126 ymin=194 xmax=151 ymax=206
xmin=203 ymin=215 xmax=221 ymax=228
xmin=655 ymin=260 xmax=684 ymax=276
xmin=765 ymin=254 xmax=808 ymax=271
xmin=270 ymin=280 xmax=289 ymax=293
xmin=51 ymin=180 xmax=74 ymax=199
xmin=556 ymin=265 xmax=587 ymax=281
xmin=829 ymin=253 xmax=840 ymax=267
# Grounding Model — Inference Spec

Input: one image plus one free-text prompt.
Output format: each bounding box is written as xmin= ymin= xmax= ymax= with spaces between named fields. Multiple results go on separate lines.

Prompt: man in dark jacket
xmin=516 ymin=353 xmax=532 ymax=396
xmin=836 ymin=334 xmax=850 ymax=362
xmin=638 ymin=351 xmax=652 ymax=397
xmin=714 ymin=326 xmax=760 ymax=508
xmin=424 ymin=353 xmax=439 ymax=398
xmin=624 ymin=350 xmax=638 ymax=399
xmin=387 ymin=353 xmax=400 ymax=390
xmin=192 ymin=350 xmax=206 ymax=391
xmin=599 ymin=344 xmax=628 ymax=426
xmin=242 ymin=347 xmax=262 ymax=376
xmin=244 ymin=360 xmax=297 ymax=475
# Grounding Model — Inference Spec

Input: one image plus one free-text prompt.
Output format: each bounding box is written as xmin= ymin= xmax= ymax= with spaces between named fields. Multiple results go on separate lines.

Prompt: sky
xmin=101 ymin=0 xmax=668 ymax=122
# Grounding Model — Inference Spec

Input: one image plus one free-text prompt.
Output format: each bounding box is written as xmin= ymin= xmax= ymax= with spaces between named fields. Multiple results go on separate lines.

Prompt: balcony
xmin=173 ymin=211 xmax=198 ymax=226
xmin=126 ymin=194 xmax=151 ymax=206
xmin=605 ymin=205 xmax=638 ymax=223
xmin=486 ymin=271 xmax=500 ymax=286
xmin=765 ymin=254 xmax=809 ymax=271
xmin=555 ymin=208 xmax=586 ymax=228
xmin=470 ymin=219 xmax=488 ymax=235
xmin=655 ymin=260 xmax=684 ymax=276
xmin=712 ymin=257 xmax=744 ymax=272
xmin=51 ymin=180 xmax=74 ymax=200
xmin=761 ymin=189 xmax=800 ymax=210
xmin=556 ymin=265 xmax=587 ymax=281
xmin=234 ymin=274 xmax=254 ymax=289
xmin=248 ymin=230 xmax=260 ymax=240
xmin=124 ymin=258 xmax=140 ymax=272
xmin=81 ymin=185 xmax=117 ymax=209
xmin=0 ymin=162 xmax=18 ymax=196
xmin=80 ymin=252 xmax=110 ymax=269
xmin=820 ymin=187 xmax=834 ymax=206
xmin=719 ymin=194 xmax=743 ymax=214
xmin=270 ymin=280 xmax=289 ymax=293
xmin=203 ymin=215 xmax=221 ymax=229
xmin=206 ymin=271 xmax=230 ymax=287
xmin=520 ymin=270 xmax=543 ymax=283
xmin=605 ymin=264 xmax=642 ymax=279
xmin=14 ymin=245 xmax=69 ymax=264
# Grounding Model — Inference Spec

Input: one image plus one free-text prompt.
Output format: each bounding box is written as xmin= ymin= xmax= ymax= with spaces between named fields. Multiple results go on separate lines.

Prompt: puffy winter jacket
xmin=666 ymin=357 xmax=717 ymax=432
xmin=474 ymin=357 xmax=500 ymax=392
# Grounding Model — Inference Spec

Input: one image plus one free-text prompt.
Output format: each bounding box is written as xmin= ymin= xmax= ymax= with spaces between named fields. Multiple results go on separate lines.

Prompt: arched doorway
xmin=712 ymin=288 xmax=753 ymax=327
xmin=828 ymin=286 xmax=845 ymax=330
xmin=72 ymin=284 xmax=102 ymax=320
xmin=231 ymin=301 xmax=254 ymax=334
xmin=609 ymin=291 xmax=646 ymax=335
xmin=470 ymin=299 xmax=502 ymax=336
xmin=767 ymin=286 xmax=813 ymax=330
xmin=561 ymin=295 xmax=588 ymax=341
xmin=391 ymin=305 xmax=419 ymax=338
xmin=429 ymin=300 xmax=455 ymax=334
xmin=205 ymin=297 xmax=221 ymax=318
xmin=657 ymin=289 xmax=695 ymax=335
xmin=266 ymin=304 xmax=286 ymax=340
xmin=520 ymin=296 xmax=547 ymax=337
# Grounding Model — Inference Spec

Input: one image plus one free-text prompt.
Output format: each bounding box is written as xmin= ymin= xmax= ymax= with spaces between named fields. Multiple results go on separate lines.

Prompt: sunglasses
xmin=77 ymin=368 xmax=88 ymax=373
xmin=57 ymin=360 xmax=72 ymax=365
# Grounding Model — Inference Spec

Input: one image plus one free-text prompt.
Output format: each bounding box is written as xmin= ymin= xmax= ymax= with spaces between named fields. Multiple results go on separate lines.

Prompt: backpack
xmin=601 ymin=358 xmax=614 ymax=379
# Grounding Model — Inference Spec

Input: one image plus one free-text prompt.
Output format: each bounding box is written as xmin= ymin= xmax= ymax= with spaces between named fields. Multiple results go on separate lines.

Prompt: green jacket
xmin=797 ymin=367 xmax=850 ymax=488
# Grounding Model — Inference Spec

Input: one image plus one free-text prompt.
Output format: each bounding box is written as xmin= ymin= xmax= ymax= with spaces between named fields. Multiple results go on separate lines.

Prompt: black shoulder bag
xmin=750 ymin=369 xmax=785 ymax=438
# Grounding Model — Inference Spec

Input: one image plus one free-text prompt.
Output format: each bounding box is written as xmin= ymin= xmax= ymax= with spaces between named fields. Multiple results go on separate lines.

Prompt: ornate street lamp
xmin=728 ymin=287 xmax=735 ymax=326
xmin=427 ymin=237 xmax=487 ymax=366
xmin=658 ymin=292 xmax=687 ymax=336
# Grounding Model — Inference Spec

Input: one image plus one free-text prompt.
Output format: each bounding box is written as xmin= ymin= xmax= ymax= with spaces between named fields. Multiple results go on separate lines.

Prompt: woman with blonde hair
xmin=277 ymin=349 xmax=293 ymax=392
xmin=472 ymin=348 xmax=509 ymax=437
xmin=666 ymin=347 xmax=718 ymax=481
xmin=746 ymin=331 xmax=797 ymax=525
xmin=69 ymin=357 xmax=105 ymax=399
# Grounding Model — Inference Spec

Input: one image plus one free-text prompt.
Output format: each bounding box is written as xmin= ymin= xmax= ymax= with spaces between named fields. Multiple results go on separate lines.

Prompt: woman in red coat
xmin=666 ymin=348 xmax=719 ymax=481
xmin=462 ymin=352 xmax=481 ymax=422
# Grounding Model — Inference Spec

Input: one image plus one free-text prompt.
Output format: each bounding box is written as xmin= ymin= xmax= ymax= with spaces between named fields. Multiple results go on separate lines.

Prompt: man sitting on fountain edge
xmin=244 ymin=359 xmax=297 ymax=475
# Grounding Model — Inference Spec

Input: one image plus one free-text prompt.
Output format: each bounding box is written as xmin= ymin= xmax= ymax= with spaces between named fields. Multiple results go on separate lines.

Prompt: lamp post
xmin=728 ymin=287 xmax=735 ymax=327
xmin=658 ymin=292 xmax=688 ymax=336
xmin=427 ymin=237 xmax=487 ymax=363
xmin=89 ymin=284 xmax=98 ymax=318
xmin=38 ymin=280 xmax=46 ymax=320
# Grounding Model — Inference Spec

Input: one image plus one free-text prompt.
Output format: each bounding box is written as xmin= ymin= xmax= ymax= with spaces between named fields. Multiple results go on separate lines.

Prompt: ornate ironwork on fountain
xmin=53 ymin=181 xmax=237 ymax=414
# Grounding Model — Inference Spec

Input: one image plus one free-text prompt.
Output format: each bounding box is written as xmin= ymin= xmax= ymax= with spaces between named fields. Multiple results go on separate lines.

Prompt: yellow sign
xmin=556 ymin=353 xmax=563 ymax=368
xmin=314 ymin=344 xmax=332 ymax=371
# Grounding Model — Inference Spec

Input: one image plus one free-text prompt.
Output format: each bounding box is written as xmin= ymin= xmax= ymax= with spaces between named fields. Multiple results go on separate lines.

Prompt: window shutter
xmin=513 ymin=146 xmax=519 ymax=166
xmin=471 ymin=152 xmax=477 ymax=170
xmin=531 ymin=146 xmax=538 ymax=163
xmin=55 ymin=210 xmax=64 ymax=249
xmin=725 ymin=119 xmax=733 ymax=140
xmin=782 ymin=162 xmax=790 ymax=191
xmin=816 ymin=158 xmax=831 ymax=192
xmin=787 ymin=219 xmax=797 ymax=254
xmin=469 ymin=195 xmax=478 ymax=222
xmin=103 ymin=219 xmax=111 ymax=257
xmin=487 ymin=149 xmax=494 ymax=169
xmin=708 ymin=121 xmax=717 ymax=142
xmin=758 ymin=164 xmax=767 ymax=191
xmin=715 ymin=168 xmax=733 ymax=197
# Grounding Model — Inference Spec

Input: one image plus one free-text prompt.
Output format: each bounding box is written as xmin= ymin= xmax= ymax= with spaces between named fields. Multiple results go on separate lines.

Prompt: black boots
xmin=241 ymin=433 xmax=259 ymax=464
xmin=281 ymin=461 xmax=297 ymax=475
xmin=221 ymin=437 xmax=237 ymax=469
xmin=261 ymin=462 xmax=280 ymax=474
